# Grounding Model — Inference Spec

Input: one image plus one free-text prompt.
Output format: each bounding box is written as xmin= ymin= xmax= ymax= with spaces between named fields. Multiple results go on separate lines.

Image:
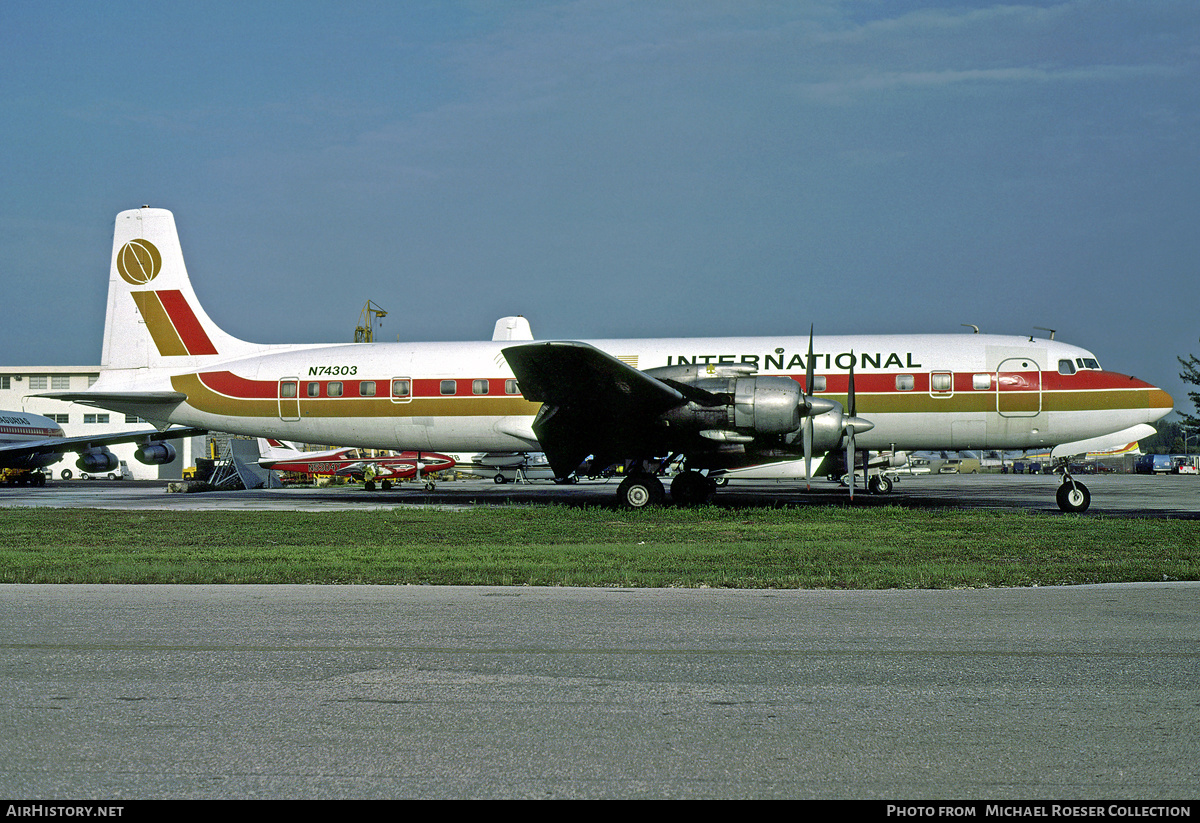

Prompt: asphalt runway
xmin=2 ymin=583 xmax=1198 ymax=799
xmin=0 ymin=472 xmax=1195 ymax=517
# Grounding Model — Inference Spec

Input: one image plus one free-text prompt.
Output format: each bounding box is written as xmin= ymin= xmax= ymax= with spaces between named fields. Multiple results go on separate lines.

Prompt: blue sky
xmin=3 ymin=1 xmax=1198 ymax=413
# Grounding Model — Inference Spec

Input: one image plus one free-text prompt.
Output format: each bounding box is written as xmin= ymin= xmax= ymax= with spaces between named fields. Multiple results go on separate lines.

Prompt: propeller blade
xmin=846 ymin=428 xmax=856 ymax=500
xmin=847 ymin=354 xmax=856 ymax=419
xmin=846 ymin=354 xmax=855 ymax=500
xmin=805 ymin=326 xmax=815 ymax=405
xmin=805 ymin=326 xmax=815 ymax=490
xmin=803 ymin=417 xmax=813 ymax=491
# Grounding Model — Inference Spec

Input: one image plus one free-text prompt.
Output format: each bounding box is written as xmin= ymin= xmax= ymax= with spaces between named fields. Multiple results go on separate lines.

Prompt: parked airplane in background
xmin=255 ymin=438 xmax=455 ymax=490
xmin=447 ymin=451 xmax=559 ymax=484
xmin=0 ymin=408 xmax=203 ymax=485
xmin=711 ymin=449 xmax=911 ymax=493
xmin=43 ymin=207 xmax=1173 ymax=511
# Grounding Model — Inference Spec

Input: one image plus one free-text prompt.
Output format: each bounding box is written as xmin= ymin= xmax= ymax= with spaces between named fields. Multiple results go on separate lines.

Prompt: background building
xmin=0 ymin=365 xmax=205 ymax=480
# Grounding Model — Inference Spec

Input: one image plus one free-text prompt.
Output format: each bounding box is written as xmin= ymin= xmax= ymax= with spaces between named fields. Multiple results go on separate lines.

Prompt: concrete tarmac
xmin=1 ymin=583 xmax=1198 ymax=799
xmin=0 ymin=472 xmax=1195 ymax=516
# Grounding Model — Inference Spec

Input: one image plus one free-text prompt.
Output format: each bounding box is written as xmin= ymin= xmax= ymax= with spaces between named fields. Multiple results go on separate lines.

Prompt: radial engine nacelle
xmin=645 ymin=365 xmax=843 ymax=446
xmin=135 ymin=442 xmax=177 ymax=465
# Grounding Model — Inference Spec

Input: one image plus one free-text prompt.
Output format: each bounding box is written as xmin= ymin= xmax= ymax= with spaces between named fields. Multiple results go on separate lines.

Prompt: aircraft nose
xmin=1140 ymin=378 xmax=1173 ymax=422
xmin=1150 ymin=389 xmax=1174 ymax=421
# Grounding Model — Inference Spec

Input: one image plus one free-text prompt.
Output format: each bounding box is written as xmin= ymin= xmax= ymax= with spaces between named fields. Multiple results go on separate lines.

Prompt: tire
xmin=61 ymin=469 xmax=73 ymax=480
xmin=1056 ymin=481 xmax=1091 ymax=513
xmin=494 ymin=474 xmax=508 ymax=484
xmin=868 ymin=475 xmax=894 ymax=495
xmin=617 ymin=475 xmax=664 ymax=509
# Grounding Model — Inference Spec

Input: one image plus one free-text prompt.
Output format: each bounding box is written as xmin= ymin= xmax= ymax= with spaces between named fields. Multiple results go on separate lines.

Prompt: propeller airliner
xmin=44 ymin=207 xmax=1172 ymax=511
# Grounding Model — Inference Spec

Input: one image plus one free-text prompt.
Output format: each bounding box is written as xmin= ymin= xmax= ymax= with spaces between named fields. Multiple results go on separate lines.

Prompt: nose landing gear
xmin=1054 ymin=461 xmax=1091 ymax=513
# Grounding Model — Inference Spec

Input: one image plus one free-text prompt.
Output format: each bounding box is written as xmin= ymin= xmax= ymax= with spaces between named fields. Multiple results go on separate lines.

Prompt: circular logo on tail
xmin=116 ymin=239 xmax=162 ymax=284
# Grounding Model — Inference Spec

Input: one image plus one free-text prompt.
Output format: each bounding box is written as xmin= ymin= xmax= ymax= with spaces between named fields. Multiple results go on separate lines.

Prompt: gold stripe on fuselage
xmin=172 ymin=373 xmax=540 ymax=418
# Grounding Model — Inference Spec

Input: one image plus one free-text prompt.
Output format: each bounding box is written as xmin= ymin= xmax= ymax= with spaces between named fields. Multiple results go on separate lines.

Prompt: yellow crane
xmin=354 ymin=300 xmax=387 ymax=343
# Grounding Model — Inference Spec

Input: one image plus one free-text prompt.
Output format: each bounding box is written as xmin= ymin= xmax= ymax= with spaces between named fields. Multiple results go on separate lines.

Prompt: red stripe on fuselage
xmin=794 ymin=370 xmax=1156 ymax=394
xmin=198 ymin=371 xmax=278 ymax=399
xmin=193 ymin=368 xmax=1154 ymax=401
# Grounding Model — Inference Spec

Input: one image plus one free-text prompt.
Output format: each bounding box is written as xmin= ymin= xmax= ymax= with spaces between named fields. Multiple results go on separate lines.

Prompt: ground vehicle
xmin=1 ymin=467 xmax=48 ymax=486
xmin=1135 ymin=454 xmax=1175 ymax=474
xmin=70 ymin=460 xmax=134 ymax=481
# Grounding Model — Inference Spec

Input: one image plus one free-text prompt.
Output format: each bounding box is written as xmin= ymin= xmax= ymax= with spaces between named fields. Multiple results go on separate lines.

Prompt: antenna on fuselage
xmin=961 ymin=324 xmax=980 ymax=334
xmin=1033 ymin=326 xmax=1057 ymax=341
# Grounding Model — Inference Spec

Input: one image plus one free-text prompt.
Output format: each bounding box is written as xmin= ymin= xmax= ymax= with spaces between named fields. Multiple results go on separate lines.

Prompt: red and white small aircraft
xmin=256 ymin=438 xmax=455 ymax=490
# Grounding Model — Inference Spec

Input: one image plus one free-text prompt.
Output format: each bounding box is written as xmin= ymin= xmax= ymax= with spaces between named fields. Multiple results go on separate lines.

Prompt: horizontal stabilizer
xmin=38 ymin=391 xmax=187 ymax=408
xmin=37 ymin=391 xmax=188 ymax=428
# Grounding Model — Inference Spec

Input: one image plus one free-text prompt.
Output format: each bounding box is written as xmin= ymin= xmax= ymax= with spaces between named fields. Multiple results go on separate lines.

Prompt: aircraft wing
xmin=0 ymin=426 xmax=206 ymax=465
xmin=502 ymin=341 xmax=685 ymax=478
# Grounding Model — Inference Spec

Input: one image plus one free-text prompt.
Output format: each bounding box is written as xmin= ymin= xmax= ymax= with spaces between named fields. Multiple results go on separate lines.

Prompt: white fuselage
xmin=93 ymin=332 xmax=1170 ymax=457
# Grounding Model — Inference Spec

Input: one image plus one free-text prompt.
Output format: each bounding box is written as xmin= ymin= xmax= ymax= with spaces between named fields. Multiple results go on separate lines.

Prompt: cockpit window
xmin=1080 ymin=358 xmax=1100 ymax=370
xmin=1058 ymin=359 xmax=1076 ymax=375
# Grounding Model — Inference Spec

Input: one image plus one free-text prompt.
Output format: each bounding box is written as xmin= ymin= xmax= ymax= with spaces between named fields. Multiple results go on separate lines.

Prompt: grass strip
xmin=1 ymin=506 xmax=1197 ymax=588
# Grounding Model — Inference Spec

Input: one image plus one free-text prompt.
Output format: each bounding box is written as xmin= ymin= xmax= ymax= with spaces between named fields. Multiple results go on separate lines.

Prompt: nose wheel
xmin=1056 ymin=479 xmax=1090 ymax=513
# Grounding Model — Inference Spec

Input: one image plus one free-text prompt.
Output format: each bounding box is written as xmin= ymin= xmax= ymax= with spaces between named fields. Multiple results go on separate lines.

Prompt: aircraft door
xmin=279 ymin=378 xmax=300 ymax=421
xmin=996 ymin=358 xmax=1042 ymax=418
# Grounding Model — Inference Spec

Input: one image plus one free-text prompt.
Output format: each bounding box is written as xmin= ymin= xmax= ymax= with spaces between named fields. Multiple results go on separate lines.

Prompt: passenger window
xmin=811 ymin=376 xmax=826 ymax=392
xmin=896 ymin=374 xmax=915 ymax=391
xmin=973 ymin=373 xmax=992 ymax=390
xmin=391 ymin=379 xmax=410 ymax=398
xmin=359 ymin=381 xmax=376 ymax=397
xmin=930 ymin=372 xmax=953 ymax=394
xmin=440 ymin=380 xmax=457 ymax=395
xmin=505 ymin=379 xmax=520 ymax=395
xmin=472 ymin=379 xmax=489 ymax=395
xmin=1059 ymin=360 xmax=1076 ymax=375
xmin=306 ymin=382 xmax=320 ymax=397
xmin=280 ymin=382 xmax=297 ymax=398
xmin=327 ymin=382 xmax=343 ymax=397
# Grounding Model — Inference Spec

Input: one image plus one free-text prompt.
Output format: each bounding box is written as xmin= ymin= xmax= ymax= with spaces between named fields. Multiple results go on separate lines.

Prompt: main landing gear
xmin=614 ymin=469 xmax=719 ymax=509
xmin=616 ymin=473 xmax=665 ymax=508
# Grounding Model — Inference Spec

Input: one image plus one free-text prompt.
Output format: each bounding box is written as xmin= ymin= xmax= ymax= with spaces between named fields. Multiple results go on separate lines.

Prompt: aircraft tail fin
xmin=101 ymin=208 xmax=265 ymax=373
xmin=256 ymin=437 xmax=302 ymax=460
